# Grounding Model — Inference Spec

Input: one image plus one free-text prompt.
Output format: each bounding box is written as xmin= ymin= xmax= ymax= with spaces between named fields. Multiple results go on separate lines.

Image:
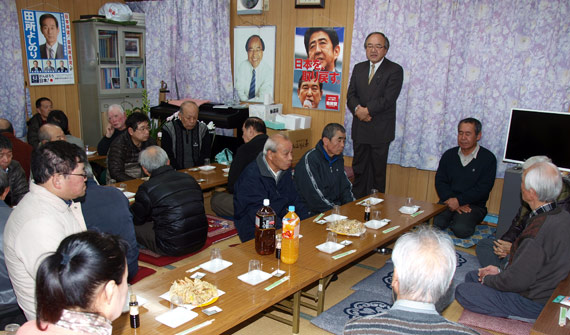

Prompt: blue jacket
xmin=234 ymin=153 xmax=309 ymax=242
xmin=80 ymin=179 xmax=139 ymax=281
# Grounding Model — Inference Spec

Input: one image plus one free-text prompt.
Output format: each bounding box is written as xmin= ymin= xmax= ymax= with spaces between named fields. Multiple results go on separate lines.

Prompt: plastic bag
xmin=98 ymin=3 xmax=133 ymax=22
xmin=215 ymin=148 xmax=233 ymax=165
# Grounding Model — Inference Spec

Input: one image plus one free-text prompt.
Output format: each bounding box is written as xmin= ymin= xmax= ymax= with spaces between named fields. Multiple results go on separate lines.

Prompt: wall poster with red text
xmin=292 ymin=27 xmax=344 ymax=111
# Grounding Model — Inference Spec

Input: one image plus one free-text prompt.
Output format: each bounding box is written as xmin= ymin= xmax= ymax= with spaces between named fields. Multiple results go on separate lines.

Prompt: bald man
xmin=37 ymin=124 xmax=66 ymax=147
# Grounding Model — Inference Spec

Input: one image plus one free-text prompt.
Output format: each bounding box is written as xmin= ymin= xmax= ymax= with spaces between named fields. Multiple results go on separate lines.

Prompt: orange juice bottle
xmin=281 ymin=206 xmax=300 ymax=264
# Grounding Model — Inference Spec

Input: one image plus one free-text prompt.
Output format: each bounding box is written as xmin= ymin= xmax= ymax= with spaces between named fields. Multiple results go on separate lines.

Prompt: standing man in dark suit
xmin=347 ymin=32 xmax=403 ymax=198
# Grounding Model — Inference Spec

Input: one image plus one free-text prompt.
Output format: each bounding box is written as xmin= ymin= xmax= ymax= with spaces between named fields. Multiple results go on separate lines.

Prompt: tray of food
xmin=327 ymin=219 xmax=366 ymax=236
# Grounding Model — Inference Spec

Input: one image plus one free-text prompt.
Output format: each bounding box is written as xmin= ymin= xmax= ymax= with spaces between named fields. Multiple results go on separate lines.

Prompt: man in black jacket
xmin=131 ymin=146 xmax=207 ymax=256
xmin=210 ymin=117 xmax=268 ymax=217
xmin=294 ymin=123 xmax=354 ymax=215
xmin=107 ymin=112 xmax=156 ymax=182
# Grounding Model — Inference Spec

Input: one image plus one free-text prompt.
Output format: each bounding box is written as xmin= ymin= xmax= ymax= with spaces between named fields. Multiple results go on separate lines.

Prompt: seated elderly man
xmin=26 ymin=97 xmax=52 ymax=148
xmin=161 ymin=101 xmax=211 ymax=169
xmin=456 ymin=161 xmax=570 ymax=320
xmin=211 ymin=116 xmax=268 ymax=217
xmin=344 ymin=227 xmax=478 ymax=334
xmin=295 ymin=123 xmax=354 ymax=215
xmin=107 ymin=112 xmax=156 ymax=182
xmin=131 ymin=146 xmax=208 ymax=256
xmin=234 ymin=133 xmax=309 ymax=242
xmin=476 ymin=155 xmax=570 ymax=268
xmin=0 ymin=136 xmax=28 ymax=206
xmin=37 ymin=123 xmax=66 ymax=147
xmin=434 ymin=117 xmax=496 ymax=238
xmin=46 ymin=110 xmax=84 ymax=149
xmin=97 ymin=104 xmax=127 ymax=156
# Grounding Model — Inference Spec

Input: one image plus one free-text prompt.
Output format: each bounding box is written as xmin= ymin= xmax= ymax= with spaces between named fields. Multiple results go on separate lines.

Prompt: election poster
xmin=233 ymin=26 xmax=276 ymax=103
xmin=292 ymin=27 xmax=344 ymax=111
xmin=22 ymin=10 xmax=75 ymax=86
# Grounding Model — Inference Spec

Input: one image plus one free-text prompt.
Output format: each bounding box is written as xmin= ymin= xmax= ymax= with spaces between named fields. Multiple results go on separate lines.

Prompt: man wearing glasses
xmin=235 ymin=35 xmax=273 ymax=102
xmin=4 ymin=141 xmax=87 ymax=319
xmin=347 ymin=32 xmax=403 ymax=198
xmin=108 ymin=112 xmax=156 ymax=182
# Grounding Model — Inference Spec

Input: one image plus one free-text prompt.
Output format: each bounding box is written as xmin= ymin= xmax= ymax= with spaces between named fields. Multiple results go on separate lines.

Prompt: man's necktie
xmin=368 ymin=63 xmax=375 ymax=84
xmin=248 ymin=69 xmax=256 ymax=99
xmin=49 ymin=48 xmax=54 ymax=59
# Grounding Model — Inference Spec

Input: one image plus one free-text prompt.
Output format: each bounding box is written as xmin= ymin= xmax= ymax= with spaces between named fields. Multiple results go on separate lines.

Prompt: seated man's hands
xmin=456 ymin=204 xmax=471 ymax=214
xmin=478 ymin=265 xmax=500 ymax=282
xmin=444 ymin=197 xmax=460 ymax=211
xmin=493 ymin=239 xmax=512 ymax=259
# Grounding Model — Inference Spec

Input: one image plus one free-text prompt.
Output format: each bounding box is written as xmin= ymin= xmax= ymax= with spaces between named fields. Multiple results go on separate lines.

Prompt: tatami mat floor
xmin=134 ymin=193 xmax=503 ymax=334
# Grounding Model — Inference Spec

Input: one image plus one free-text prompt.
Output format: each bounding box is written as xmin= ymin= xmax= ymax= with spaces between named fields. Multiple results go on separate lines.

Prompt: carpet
xmin=129 ymin=266 xmax=156 ymax=285
xmin=351 ymin=250 xmax=480 ymax=304
xmin=138 ymin=215 xmax=238 ymax=267
xmin=310 ymin=290 xmax=392 ymax=335
xmin=446 ymin=224 xmax=496 ymax=248
xmin=458 ymin=309 xmax=533 ymax=335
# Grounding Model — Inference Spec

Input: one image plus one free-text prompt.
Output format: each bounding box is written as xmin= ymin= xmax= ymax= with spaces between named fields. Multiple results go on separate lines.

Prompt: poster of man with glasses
xmin=233 ymin=26 xmax=276 ymax=103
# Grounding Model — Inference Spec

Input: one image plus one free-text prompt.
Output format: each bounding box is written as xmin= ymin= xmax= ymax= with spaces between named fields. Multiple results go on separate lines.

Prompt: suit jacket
xmin=39 ymin=43 xmax=64 ymax=59
xmin=347 ymin=58 xmax=403 ymax=144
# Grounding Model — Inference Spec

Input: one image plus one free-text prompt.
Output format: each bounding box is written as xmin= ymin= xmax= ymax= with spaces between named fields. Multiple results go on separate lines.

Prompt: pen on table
xmin=176 ymin=319 xmax=215 ymax=335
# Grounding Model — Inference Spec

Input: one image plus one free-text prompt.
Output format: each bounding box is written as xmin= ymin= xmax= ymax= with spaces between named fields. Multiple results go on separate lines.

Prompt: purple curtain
xmin=128 ymin=0 xmax=233 ymax=106
xmin=0 ymin=1 xmax=26 ymax=137
xmin=345 ymin=0 xmax=570 ymax=177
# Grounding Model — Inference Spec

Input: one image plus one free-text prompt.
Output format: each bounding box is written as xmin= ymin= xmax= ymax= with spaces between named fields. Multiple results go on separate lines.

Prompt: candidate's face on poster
xmin=247 ymin=36 xmax=264 ymax=69
xmin=307 ymin=31 xmax=340 ymax=72
xmin=298 ymin=78 xmax=322 ymax=108
xmin=59 ymin=61 xmax=64 ymax=68
xmin=365 ymin=33 xmax=388 ymax=64
xmin=40 ymin=16 xmax=59 ymax=46
xmin=33 ymin=61 xmax=39 ymax=68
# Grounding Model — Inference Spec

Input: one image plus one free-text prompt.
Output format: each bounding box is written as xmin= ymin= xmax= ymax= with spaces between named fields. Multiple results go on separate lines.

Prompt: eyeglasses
xmin=136 ymin=126 xmax=151 ymax=132
xmin=64 ymin=173 xmax=87 ymax=180
xmin=366 ymin=44 xmax=385 ymax=50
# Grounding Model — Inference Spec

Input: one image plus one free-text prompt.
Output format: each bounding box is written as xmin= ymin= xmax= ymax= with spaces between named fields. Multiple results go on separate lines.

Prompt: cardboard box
xmin=287 ymin=114 xmax=312 ymax=129
xmin=275 ymin=114 xmax=301 ymax=130
xmin=248 ymin=103 xmax=282 ymax=121
xmin=267 ymin=128 xmax=311 ymax=165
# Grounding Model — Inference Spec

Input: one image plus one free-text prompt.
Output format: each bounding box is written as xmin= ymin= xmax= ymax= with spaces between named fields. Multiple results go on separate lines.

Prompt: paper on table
xmin=155 ymin=307 xmax=198 ymax=328
xmin=356 ymin=197 xmax=384 ymax=206
xmin=199 ymin=259 xmax=232 ymax=273
xmin=122 ymin=191 xmax=135 ymax=199
xmin=323 ymin=214 xmax=348 ymax=222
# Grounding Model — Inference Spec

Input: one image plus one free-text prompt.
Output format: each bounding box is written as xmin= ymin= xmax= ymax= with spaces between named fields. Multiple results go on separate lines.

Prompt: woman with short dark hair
xmin=17 ymin=231 xmax=128 ymax=334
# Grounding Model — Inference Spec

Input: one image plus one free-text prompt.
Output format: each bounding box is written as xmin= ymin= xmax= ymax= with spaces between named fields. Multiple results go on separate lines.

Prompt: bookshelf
xmin=74 ymin=21 xmax=146 ymax=146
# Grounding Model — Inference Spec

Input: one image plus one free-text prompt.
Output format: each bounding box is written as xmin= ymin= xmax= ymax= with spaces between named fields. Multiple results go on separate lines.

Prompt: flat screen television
xmin=503 ymin=108 xmax=570 ymax=172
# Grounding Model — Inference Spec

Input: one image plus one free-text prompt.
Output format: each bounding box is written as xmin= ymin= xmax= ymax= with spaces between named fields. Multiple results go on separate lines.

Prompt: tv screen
xmin=503 ymin=108 xmax=570 ymax=172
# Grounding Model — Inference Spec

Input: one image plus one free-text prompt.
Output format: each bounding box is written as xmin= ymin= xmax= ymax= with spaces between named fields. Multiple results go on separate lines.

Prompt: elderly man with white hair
xmin=97 ymin=104 xmax=127 ymax=155
xmin=130 ymin=146 xmax=207 ymax=256
xmin=456 ymin=161 xmax=570 ymax=321
xmin=344 ymin=227 xmax=479 ymax=334
xmin=476 ymin=155 xmax=570 ymax=268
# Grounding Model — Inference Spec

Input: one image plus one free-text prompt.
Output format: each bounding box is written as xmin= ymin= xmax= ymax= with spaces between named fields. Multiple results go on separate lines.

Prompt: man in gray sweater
xmin=456 ymin=161 xmax=570 ymax=320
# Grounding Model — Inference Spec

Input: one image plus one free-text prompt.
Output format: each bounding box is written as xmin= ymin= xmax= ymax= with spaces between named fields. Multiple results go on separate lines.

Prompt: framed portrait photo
xmin=295 ymin=0 xmax=325 ymax=8
xmin=124 ymin=38 xmax=140 ymax=57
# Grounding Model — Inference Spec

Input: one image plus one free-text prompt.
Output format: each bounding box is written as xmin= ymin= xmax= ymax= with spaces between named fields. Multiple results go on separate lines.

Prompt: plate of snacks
xmin=163 ymin=277 xmax=219 ymax=308
xmin=327 ymin=219 xmax=366 ymax=236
